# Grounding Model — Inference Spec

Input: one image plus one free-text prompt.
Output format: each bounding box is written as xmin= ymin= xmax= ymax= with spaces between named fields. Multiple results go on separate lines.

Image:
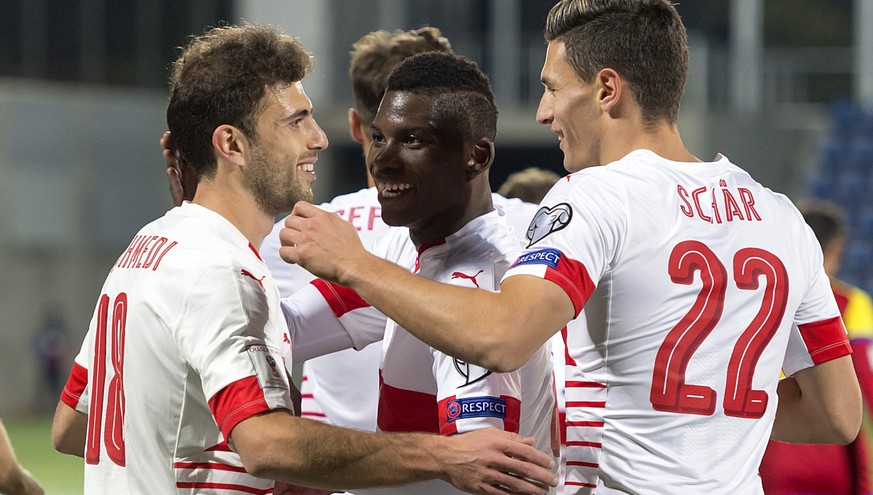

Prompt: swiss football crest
xmin=527 ymin=203 xmax=572 ymax=247
xmin=453 ymin=359 xmax=491 ymax=387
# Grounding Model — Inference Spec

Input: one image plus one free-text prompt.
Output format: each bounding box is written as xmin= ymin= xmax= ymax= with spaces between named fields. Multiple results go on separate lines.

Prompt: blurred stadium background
xmin=2 ymin=0 xmax=873 ymax=490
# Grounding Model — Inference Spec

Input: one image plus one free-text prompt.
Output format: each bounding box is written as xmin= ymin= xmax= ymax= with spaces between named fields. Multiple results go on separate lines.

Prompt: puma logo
xmin=451 ymin=269 xmax=484 ymax=288
xmin=240 ymin=269 xmax=266 ymax=289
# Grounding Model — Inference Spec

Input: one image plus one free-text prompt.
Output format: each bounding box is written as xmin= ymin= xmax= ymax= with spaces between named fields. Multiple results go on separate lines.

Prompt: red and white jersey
xmin=504 ymin=150 xmax=851 ymax=494
xmin=285 ymin=211 xmax=555 ymax=495
xmin=261 ymin=187 xmax=387 ymax=432
xmin=61 ymin=202 xmax=294 ymax=494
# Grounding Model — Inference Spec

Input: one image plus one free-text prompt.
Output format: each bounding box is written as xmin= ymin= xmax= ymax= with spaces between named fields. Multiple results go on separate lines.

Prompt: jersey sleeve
xmin=176 ymin=261 xmax=293 ymax=440
xmin=502 ymin=171 xmax=624 ymax=317
xmin=433 ymin=350 xmax=522 ymax=436
xmin=304 ymin=279 xmax=389 ymax=351
xmin=60 ymin=309 xmax=101 ymax=413
xmin=782 ymin=238 xmax=852 ymax=376
xmin=281 ymin=282 xmax=361 ymax=362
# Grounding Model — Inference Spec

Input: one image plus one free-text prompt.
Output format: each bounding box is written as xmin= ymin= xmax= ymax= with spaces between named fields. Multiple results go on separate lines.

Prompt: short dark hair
xmin=349 ymin=27 xmax=452 ymax=125
xmin=385 ymin=52 xmax=498 ymax=141
xmin=545 ymin=0 xmax=688 ymax=126
xmin=167 ymin=24 xmax=312 ymax=178
xmin=797 ymin=198 xmax=848 ymax=251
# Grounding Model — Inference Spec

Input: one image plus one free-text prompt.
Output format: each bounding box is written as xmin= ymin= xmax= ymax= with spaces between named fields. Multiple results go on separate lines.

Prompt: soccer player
xmin=759 ymin=198 xmax=873 ymax=495
xmin=278 ymin=1 xmax=863 ymax=493
xmin=50 ymin=23 xmax=556 ymax=495
xmin=280 ymin=51 xmax=555 ymax=495
xmin=262 ymin=27 xmax=453 ymax=433
xmin=0 ymin=418 xmax=43 ymax=495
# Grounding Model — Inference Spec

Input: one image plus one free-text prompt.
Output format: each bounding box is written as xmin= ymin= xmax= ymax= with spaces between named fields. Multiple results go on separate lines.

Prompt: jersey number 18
xmin=86 ymin=293 xmax=127 ymax=466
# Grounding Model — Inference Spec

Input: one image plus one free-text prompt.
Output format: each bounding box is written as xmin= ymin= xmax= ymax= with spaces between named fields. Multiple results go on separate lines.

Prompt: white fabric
xmin=504 ymin=150 xmax=846 ymax=494
xmin=68 ymin=202 xmax=293 ymax=494
xmin=284 ymin=211 xmax=555 ymax=495
xmin=262 ymin=187 xmax=387 ymax=432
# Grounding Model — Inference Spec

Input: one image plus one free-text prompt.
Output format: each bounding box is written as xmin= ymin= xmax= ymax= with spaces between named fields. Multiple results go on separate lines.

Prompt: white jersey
xmin=61 ymin=202 xmax=294 ymax=494
xmin=261 ymin=187 xmax=387 ymax=432
xmin=283 ymin=211 xmax=555 ymax=495
xmin=504 ymin=150 xmax=851 ymax=494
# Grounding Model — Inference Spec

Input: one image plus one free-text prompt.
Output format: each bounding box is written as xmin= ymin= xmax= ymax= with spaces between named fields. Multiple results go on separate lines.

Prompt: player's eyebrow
xmin=281 ymin=108 xmax=311 ymax=122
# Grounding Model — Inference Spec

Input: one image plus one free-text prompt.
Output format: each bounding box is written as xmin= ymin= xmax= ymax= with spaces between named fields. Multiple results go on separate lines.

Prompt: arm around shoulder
xmin=771 ymin=355 xmax=862 ymax=444
xmin=230 ymin=410 xmax=556 ymax=494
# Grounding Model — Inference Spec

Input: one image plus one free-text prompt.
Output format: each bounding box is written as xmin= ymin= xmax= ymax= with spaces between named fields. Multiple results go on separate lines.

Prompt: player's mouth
xmin=377 ymin=181 xmax=413 ymax=198
xmin=297 ymin=161 xmax=316 ymax=181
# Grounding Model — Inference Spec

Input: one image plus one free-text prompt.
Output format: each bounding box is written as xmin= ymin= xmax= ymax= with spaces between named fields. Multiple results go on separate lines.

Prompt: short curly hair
xmin=167 ymin=23 xmax=312 ymax=178
xmin=385 ymin=51 xmax=497 ymax=142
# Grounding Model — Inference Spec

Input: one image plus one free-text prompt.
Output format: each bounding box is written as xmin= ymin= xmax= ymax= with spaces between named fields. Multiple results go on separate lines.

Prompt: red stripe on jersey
xmin=565 ymin=481 xmax=598 ymax=488
xmin=173 ymin=461 xmax=247 ymax=473
xmin=208 ymin=376 xmax=274 ymax=440
xmin=378 ymin=373 xmax=438 ymax=433
xmin=311 ymin=279 xmax=371 ymax=317
xmin=567 ymin=460 xmax=599 ymax=468
xmin=566 ymin=420 xmax=604 ymax=428
xmin=567 ymin=440 xmax=602 ymax=448
xmin=544 ymin=253 xmax=596 ymax=317
xmin=798 ymin=317 xmax=852 ymax=364
xmin=176 ymin=482 xmax=272 ymax=494
xmin=247 ymin=243 xmax=262 ymax=261
xmin=566 ymin=401 xmax=606 ymax=408
xmin=61 ymin=362 xmax=88 ymax=408
xmin=503 ymin=395 xmax=521 ymax=434
xmin=566 ymin=381 xmax=606 ymax=389
xmin=205 ymin=442 xmax=232 ymax=452
xmin=302 ymin=412 xmax=327 ymax=419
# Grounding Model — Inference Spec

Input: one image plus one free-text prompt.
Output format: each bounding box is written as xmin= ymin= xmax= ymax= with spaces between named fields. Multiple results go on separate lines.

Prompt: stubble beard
xmin=245 ymin=145 xmax=313 ymax=216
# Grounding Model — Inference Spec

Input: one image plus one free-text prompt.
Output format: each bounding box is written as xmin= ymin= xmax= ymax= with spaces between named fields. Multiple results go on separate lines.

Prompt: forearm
xmin=340 ymin=254 xmax=531 ymax=371
xmin=51 ymin=402 xmax=86 ymax=457
xmin=771 ymin=357 xmax=862 ymax=444
xmin=234 ymin=412 xmax=556 ymax=494
xmin=234 ymin=412 xmax=445 ymax=489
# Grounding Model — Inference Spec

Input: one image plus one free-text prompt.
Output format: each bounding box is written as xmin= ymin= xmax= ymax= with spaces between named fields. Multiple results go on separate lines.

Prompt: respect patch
xmin=512 ymin=248 xmax=562 ymax=270
xmin=443 ymin=396 xmax=507 ymax=422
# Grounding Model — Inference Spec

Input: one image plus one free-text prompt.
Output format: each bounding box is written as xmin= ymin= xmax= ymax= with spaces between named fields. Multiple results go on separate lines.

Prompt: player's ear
xmin=597 ymin=67 xmax=622 ymax=116
xmin=466 ymin=137 xmax=495 ymax=179
xmin=212 ymin=124 xmax=248 ymax=168
xmin=348 ymin=108 xmax=367 ymax=145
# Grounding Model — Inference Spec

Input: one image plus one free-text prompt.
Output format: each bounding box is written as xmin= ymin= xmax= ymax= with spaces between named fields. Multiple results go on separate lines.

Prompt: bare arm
xmin=771 ymin=355 xmax=862 ymax=444
xmin=0 ymin=419 xmax=44 ymax=495
xmin=51 ymin=401 xmax=87 ymax=457
xmin=279 ymin=202 xmax=574 ymax=372
xmin=231 ymin=411 xmax=556 ymax=494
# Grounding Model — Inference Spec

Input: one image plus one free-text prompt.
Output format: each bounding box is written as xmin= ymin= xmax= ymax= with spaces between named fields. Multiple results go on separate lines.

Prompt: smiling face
xmin=536 ymin=41 xmax=601 ymax=173
xmin=245 ymin=81 xmax=328 ymax=215
xmin=367 ymin=90 xmax=472 ymax=239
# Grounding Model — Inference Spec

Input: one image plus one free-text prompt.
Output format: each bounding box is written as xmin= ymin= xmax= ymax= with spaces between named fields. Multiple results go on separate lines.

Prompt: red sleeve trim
xmin=502 ymin=395 xmax=521 ymax=434
xmin=311 ymin=279 xmax=371 ymax=317
xmin=208 ymin=376 xmax=273 ymax=440
xmin=61 ymin=362 xmax=88 ymax=408
xmin=798 ymin=316 xmax=852 ymax=365
xmin=545 ymin=255 xmax=595 ymax=317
